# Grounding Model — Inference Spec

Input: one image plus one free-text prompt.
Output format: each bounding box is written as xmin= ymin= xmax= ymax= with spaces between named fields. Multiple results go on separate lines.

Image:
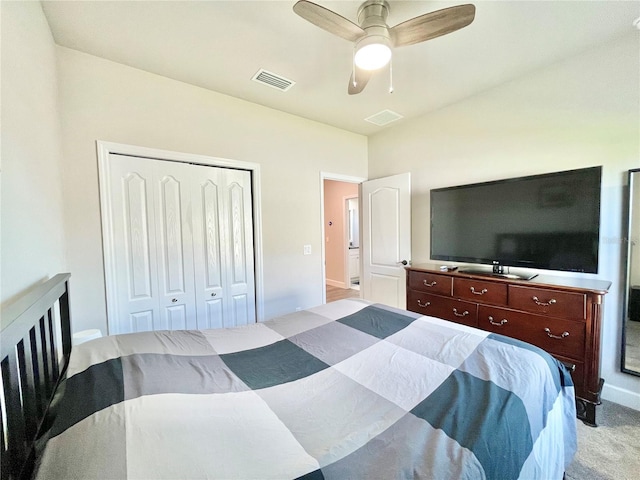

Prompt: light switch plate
xmin=303 ymin=245 xmax=312 ymax=255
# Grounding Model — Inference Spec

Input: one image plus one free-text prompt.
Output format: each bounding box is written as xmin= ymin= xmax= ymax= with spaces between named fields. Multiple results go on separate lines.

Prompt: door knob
xmin=397 ymin=260 xmax=409 ymax=266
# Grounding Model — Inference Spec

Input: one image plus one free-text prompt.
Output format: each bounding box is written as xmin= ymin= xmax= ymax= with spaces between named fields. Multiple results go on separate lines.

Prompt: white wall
xmin=0 ymin=1 xmax=67 ymax=309
xmin=368 ymin=33 xmax=640 ymax=409
xmin=55 ymin=47 xmax=367 ymax=334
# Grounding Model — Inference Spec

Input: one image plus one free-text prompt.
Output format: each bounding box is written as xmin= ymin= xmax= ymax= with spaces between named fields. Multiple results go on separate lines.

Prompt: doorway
xmin=321 ymin=174 xmax=364 ymax=303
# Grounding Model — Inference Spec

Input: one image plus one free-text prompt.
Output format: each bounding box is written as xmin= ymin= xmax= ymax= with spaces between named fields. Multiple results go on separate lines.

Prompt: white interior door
xmin=361 ymin=173 xmax=411 ymax=308
xmin=190 ymin=165 xmax=225 ymax=329
xmin=154 ymin=160 xmax=197 ymax=331
xmin=108 ymin=155 xmax=161 ymax=333
xmin=105 ymin=154 xmax=255 ymax=334
xmin=223 ymin=169 xmax=256 ymax=326
xmin=191 ymin=165 xmax=255 ymax=329
xmin=109 ymin=154 xmax=198 ymax=333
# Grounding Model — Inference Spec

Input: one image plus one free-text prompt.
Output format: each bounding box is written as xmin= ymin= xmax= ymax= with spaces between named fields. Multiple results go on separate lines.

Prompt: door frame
xmin=97 ymin=141 xmax=265 ymax=332
xmin=319 ymin=172 xmax=366 ymax=304
xmin=344 ymin=194 xmax=359 ymax=288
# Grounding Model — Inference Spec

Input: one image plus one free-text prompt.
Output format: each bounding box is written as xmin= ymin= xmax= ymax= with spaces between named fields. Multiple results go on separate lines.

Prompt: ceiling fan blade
xmin=348 ymin=67 xmax=373 ymax=95
xmin=390 ymin=4 xmax=476 ymax=48
xmin=293 ymin=0 xmax=365 ymax=42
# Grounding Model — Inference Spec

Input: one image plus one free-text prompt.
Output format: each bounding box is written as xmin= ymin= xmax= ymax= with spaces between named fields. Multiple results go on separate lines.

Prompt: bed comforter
xmin=35 ymin=299 xmax=576 ymax=479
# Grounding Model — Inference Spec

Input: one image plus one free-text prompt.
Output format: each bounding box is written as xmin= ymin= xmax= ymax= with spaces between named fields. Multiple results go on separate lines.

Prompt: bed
xmin=1 ymin=274 xmax=577 ymax=480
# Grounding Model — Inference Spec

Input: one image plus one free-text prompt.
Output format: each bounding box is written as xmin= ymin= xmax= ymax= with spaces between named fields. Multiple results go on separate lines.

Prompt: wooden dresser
xmin=406 ymin=264 xmax=611 ymax=426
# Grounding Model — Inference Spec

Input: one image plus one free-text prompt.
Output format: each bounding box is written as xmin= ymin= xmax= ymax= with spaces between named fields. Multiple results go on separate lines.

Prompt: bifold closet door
xmin=108 ymin=155 xmax=196 ymax=333
xmin=106 ymin=154 xmax=255 ymax=334
xmin=154 ymin=160 xmax=198 ymax=330
xmin=191 ymin=165 xmax=255 ymax=329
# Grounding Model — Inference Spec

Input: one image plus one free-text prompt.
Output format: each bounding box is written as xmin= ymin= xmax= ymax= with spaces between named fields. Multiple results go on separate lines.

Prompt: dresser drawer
xmin=508 ymin=285 xmax=586 ymax=320
xmin=553 ymin=354 xmax=585 ymax=393
xmin=453 ymin=278 xmax=507 ymax=305
xmin=478 ymin=305 xmax=586 ymax=359
xmin=408 ymin=271 xmax=452 ymax=296
xmin=408 ymin=290 xmax=477 ymax=328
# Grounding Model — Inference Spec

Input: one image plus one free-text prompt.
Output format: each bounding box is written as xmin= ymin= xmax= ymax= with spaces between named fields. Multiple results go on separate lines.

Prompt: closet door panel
xmin=153 ymin=164 xmax=197 ymax=331
xmin=130 ymin=310 xmax=155 ymax=333
xmin=192 ymin=167 xmax=255 ymax=328
xmin=158 ymin=176 xmax=187 ymax=294
xmin=109 ymin=155 xmax=160 ymax=334
xmin=232 ymin=294 xmax=250 ymax=327
xmin=223 ymin=170 xmax=255 ymax=327
xmin=123 ymin=173 xmax=154 ymax=300
xmin=204 ymin=298 xmax=224 ymax=330
xmin=165 ymin=305 xmax=187 ymax=331
xmin=200 ymin=180 xmax=224 ymax=291
xmin=229 ymin=182 xmax=248 ymax=284
xmin=192 ymin=168 xmax=228 ymax=329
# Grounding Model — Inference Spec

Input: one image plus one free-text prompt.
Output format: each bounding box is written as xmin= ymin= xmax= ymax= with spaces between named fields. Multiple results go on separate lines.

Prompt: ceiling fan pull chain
xmin=389 ymin=58 xmax=394 ymax=93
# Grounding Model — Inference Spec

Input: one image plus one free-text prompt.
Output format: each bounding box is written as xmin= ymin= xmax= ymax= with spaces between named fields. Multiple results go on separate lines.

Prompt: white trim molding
xmin=96 ymin=141 xmax=265 ymax=331
xmin=325 ymin=278 xmax=348 ymax=289
xmin=602 ymin=382 xmax=640 ymax=411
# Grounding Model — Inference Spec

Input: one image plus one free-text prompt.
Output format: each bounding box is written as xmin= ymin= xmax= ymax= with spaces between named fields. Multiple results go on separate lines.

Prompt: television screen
xmin=430 ymin=166 xmax=602 ymax=274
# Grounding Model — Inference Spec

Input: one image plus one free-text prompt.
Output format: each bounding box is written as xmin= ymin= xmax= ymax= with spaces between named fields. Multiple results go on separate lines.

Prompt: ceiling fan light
xmin=354 ymin=36 xmax=391 ymax=70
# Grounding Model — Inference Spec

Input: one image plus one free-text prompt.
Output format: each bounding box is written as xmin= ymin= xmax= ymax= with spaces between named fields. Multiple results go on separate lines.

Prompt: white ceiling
xmin=41 ymin=0 xmax=639 ymax=136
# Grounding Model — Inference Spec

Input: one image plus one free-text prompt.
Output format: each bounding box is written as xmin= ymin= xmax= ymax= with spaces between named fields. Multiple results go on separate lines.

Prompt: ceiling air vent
xmin=251 ymin=69 xmax=295 ymax=92
xmin=364 ymin=109 xmax=404 ymax=126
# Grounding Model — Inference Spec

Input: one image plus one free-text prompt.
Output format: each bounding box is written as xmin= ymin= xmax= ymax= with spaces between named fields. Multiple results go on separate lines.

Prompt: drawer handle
xmin=488 ymin=316 xmax=508 ymax=326
xmin=532 ymin=296 xmax=557 ymax=306
xmin=423 ymin=280 xmax=437 ymax=287
xmin=417 ymin=300 xmax=431 ymax=308
xmin=544 ymin=327 xmax=569 ymax=339
xmin=452 ymin=308 xmax=469 ymax=317
xmin=470 ymin=287 xmax=488 ymax=295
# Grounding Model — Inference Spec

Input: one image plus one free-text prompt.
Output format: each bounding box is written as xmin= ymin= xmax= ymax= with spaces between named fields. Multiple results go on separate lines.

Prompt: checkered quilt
xmin=35 ymin=299 xmax=576 ymax=479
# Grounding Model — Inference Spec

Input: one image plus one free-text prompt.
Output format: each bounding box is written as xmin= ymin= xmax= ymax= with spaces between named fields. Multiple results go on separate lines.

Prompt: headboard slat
xmin=27 ymin=330 xmax=45 ymax=421
xmin=38 ymin=317 xmax=51 ymax=400
xmin=1 ymin=404 xmax=7 ymax=480
xmin=2 ymin=353 xmax=27 ymax=479
xmin=18 ymin=337 xmax=38 ymax=441
xmin=47 ymin=309 xmax=60 ymax=383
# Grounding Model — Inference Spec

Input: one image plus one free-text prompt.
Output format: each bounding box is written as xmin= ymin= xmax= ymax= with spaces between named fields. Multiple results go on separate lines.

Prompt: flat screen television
xmin=430 ymin=166 xmax=602 ymax=279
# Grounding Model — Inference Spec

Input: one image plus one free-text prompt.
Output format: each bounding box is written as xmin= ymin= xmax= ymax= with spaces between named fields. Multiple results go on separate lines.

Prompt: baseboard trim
xmin=326 ymin=279 xmax=348 ymax=289
xmin=602 ymin=383 xmax=640 ymax=411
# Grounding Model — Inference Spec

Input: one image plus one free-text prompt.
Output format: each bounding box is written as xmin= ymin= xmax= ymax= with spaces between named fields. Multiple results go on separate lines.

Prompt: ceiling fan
xmin=293 ymin=0 xmax=476 ymax=95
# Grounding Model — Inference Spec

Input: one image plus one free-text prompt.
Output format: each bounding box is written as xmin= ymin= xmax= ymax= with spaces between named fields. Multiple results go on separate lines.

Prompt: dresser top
xmin=408 ymin=263 xmax=611 ymax=295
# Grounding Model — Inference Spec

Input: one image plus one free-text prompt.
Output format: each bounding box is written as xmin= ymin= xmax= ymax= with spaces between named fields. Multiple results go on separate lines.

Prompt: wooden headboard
xmin=1 ymin=273 xmax=72 ymax=480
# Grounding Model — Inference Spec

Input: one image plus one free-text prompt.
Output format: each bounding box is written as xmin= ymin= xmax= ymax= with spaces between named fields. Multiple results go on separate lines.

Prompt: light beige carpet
xmin=565 ymin=399 xmax=640 ymax=480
